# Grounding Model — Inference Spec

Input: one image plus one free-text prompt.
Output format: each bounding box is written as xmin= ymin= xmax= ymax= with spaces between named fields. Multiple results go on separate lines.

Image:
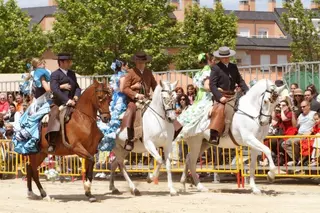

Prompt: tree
xmin=174 ymin=3 xmax=237 ymax=70
xmin=0 ymin=0 xmax=48 ymax=73
xmin=281 ymin=0 xmax=320 ymax=62
xmin=51 ymin=0 xmax=179 ymax=75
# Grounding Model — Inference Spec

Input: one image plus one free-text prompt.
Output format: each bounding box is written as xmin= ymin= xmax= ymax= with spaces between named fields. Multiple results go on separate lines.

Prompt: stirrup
xmin=207 ymin=137 xmax=220 ymax=146
xmin=48 ymin=145 xmax=56 ymax=153
xmin=124 ymin=140 xmax=134 ymax=151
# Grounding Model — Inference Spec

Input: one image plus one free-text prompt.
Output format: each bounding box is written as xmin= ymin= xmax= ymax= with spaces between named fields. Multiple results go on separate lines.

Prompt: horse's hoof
xmin=111 ymin=189 xmax=122 ymax=195
xmin=180 ymin=183 xmax=186 ymax=193
xmin=196 ymin=183 xmax=208 ymax=192
xmin=131 ymin=188 xmax=141 ymax=196
xmin=88 ymin=196 xmax=97 ymax=203
xmin=267 ymin=171 xmax=275 ymax=183
xmin=43 ymin=195 xmax=53 ymax=202
xmin=252 ymin=188 xmax=262 ymax=195
xmin=27 ymin=192 xmax=41 ymax=200
xmin=146 ymin=176 xmax=152 ymax=184
xmin=170 ymin=189 xmax=178 ymax=196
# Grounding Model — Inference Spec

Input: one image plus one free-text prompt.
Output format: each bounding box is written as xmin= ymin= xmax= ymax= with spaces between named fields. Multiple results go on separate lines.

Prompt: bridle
xmin=95 ymin=84 xmax=112 ymax=120
xmin=143 ymin=89 xmax=176 ymax=123
xmin=236 ymin=80 xmax=279 ymax=126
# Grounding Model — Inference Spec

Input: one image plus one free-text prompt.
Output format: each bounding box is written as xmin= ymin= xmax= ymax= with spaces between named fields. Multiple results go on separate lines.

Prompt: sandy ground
xmin=1 ymin=177 xmax=320 ymax=213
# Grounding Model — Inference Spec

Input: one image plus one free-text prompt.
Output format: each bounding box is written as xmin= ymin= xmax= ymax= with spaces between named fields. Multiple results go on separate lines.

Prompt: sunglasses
xmin=180 ymin=98 xmax=186 ymax=101
xmin=301 ymin=105 xmax=307 ymax=108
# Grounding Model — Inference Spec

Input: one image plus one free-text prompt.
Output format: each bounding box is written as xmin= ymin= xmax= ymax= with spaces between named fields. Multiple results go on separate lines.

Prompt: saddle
xmin=120 ymin=99 xmax=150 ymax=141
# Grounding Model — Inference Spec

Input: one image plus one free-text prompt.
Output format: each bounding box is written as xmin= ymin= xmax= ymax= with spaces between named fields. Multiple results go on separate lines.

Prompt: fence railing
xmin=1 ymin=61 xmax=320 ymax=92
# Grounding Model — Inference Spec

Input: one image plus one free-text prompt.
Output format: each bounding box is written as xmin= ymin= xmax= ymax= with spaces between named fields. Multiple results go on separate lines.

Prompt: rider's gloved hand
xmin=135 ymin=94 xmax=145 ymax=100
xmin=219 ymin=97 xmax=227 ymax=104
xmin=66 ymin=99 xmax=76 ymax=106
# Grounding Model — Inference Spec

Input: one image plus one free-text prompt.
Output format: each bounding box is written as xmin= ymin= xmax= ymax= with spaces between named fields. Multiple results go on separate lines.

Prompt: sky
xmin=14 ymin=0 xmax=313 ymax=11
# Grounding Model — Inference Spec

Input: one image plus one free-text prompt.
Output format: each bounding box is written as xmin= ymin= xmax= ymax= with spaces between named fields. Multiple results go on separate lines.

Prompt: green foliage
xmin=51 ymin=0 xmax=179 ymax=75
xmin=174 ymin=3 xmax=237 ymax=70
xmin=0 ymin=0 xmax=48 ymax=73
xmin=281 ymin=0 xmax=320 ymax=62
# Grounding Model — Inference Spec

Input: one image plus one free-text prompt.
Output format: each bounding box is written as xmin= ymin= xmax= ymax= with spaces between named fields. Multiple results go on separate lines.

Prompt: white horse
xmin=179 ymin=79 xmax=285 ymax=194
xmin=109 ymin=80 xmax=179 ymax=196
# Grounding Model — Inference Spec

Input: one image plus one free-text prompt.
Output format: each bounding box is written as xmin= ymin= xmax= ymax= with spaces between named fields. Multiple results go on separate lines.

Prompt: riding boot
xmin=124 ymin=128 xmax=135 ymax=151
xmin=48 ymin=132 xmax=58 ymax=153
xmin=209 ymin=129 xmax=220 ymax=146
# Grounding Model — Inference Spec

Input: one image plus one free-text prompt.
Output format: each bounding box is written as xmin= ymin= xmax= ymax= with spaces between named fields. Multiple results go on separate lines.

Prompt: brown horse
xmin=26 ymin=79 xmax=111 ymax=202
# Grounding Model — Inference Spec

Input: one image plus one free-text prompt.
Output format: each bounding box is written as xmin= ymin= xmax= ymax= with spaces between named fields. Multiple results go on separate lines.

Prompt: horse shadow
xmin=51 ymin=193 xmax=131 ymax=203
xmin=209 ymin=188 xmax=293 ymax=196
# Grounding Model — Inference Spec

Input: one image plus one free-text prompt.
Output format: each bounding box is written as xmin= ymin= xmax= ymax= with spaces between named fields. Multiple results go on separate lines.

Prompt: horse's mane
xmin=150 ymin=83 xmax=163 ymax=108
xmin=240 ymin=79 xmax=275 ymax=109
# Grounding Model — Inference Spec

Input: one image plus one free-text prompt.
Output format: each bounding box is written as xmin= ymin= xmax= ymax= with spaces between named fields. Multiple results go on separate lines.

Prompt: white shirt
xmin=224 ymin=63 xmax=229 ymax=68
xmin=298 ymin=110 xmax=316 ymax=134
xmin=60 ymin=68 xmax=68 ymax=76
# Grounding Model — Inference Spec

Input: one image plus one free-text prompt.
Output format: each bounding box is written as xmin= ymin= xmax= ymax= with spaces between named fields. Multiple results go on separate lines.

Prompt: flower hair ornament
xmin=110 ymin=59 xmax=123 ymax=72
xmin=197 ymin=53 xmax=206 ymax=63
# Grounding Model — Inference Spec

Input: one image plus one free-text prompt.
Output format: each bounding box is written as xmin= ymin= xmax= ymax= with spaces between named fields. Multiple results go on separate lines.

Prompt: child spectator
xmin=309 ymin=112 xmax=320 ymax=166
xmin=186 ymin=84 xmax=196 ymax=105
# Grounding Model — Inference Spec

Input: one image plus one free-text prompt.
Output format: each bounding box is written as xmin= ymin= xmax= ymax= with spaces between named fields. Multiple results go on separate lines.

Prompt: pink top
xmin=0 ymin=101 xmax=9 ymax=114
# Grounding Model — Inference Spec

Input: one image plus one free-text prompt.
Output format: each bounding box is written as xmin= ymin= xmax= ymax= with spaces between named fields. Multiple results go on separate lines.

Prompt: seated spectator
xmin=289 ymin=83 xmax=299 ymax=104
xmin=175 ymin=87 xmax=184 ymax=96
xmin=309 ymin=112 xmax=320 ymax=166
xmin=0 ymin=114 xmax=5 ymax=137
xmin=292 ymin=88 xmax=304 ymax=117
xmin=4 ymin=104 xmax=18 ymax=122
xmin=281 ymin=101 xmax=316 ymax=165
xmin=7 ymin=92 xmax=15 ymax=105
xmin=4 ymin=123 xmax=14 ymax=139
xmin=186 ymin=84 xmax=196 ymax=105
xmin=304 ymin=89 xmax=320 ymax=112
xmin=15 ymin=94 xmax=23 ymax=113
xmin=306 ymin=84 xmax=319 ymax=101
xmin=175 ymin=94 xmax=190 ymax=115
xmin=0 ymin=93 xmax=9 ymax=116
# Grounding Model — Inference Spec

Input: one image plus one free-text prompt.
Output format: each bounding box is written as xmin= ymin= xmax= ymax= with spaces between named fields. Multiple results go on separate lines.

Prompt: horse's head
xmin=93 ymin=79 xmax=112 ymax=123
xmin=159 ymin=80 xmax=178 ymax=123
xmin=257 ymin=80 xmax=286 ymax=126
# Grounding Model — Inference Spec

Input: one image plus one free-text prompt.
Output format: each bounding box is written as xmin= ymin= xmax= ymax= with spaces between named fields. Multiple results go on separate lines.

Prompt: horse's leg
xmin=27 ymin=163 xmax=38 ymax=199
xmin=83 ymin=159 xmax=97 ymax=202
xmin=144 ymin=140 xmax=163 ymax=184
xmin=109 ymin=158 xmax=121 ymax=195
xmin=243 ymin=133 xmax=277 ymax=182
xmin=73 ymin=143 xmax=95 ymax=162
xmin=187 ymin=136 xmax=207 ymax=192
xmin=29 ymin=153 xmax=50 ymax=200
xmin=117 ymin=156 xmax=140 ymax=196
xmin=249 ymin=149 xmax=261 ymax=194
xmin=180 ymin=153 xmax=190 ymax=192
xmin=163 ymin=145 xmax=177 ymax=196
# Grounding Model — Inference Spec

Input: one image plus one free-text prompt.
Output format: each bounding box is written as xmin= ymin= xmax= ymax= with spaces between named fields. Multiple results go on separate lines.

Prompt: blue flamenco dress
xmin=97 ymin=71 xmax=127 ymax=151
xmin=13 ymin=68 xmax=52 ymax=154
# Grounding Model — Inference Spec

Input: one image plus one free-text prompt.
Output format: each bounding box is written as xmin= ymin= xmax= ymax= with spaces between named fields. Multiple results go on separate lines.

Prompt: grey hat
xmin=213 ymin=46 xmax=236 ymax=58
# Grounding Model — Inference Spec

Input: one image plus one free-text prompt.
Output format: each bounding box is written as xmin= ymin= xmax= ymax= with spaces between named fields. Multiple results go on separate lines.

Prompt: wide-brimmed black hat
xmin=130 ymin=51 xmax=152 ymax=62
xmin=55 ymin=53 xmax=73 ymax=60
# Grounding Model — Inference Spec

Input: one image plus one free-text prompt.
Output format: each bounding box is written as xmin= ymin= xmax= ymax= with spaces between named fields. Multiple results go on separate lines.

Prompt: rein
xmin=232 ymin=80 xmax=278 ymax=126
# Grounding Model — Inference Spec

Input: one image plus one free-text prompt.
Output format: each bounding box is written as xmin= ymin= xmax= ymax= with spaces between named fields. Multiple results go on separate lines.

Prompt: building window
xmin=258 ymin=29 xmax=268 ymax=38
xmin=238 ymin=28 xmax=250 ymax=37
xmin=277 ymin=55 xmax=287 ymax=64
xmin=242 ymin=55 xmax=251 ymax=65
xmin=260 ymin=55 xmax=270 ymax=71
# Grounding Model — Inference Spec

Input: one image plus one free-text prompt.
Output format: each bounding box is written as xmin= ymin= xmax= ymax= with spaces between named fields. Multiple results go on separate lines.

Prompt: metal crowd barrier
xmin=1 ymin=135 xmax=320 ymax=187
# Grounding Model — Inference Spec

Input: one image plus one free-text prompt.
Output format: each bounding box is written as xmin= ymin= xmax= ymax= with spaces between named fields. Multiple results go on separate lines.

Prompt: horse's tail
xmin=59 ymin=107 xmax=72 ymax=149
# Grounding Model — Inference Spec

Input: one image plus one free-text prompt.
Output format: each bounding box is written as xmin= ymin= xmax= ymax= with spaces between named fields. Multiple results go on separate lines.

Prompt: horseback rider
xmin=208 ymin=47 xmax=249 ymax=145
xmin=121 ymin=51 xmax=157 ymax=151
xmin=46 ymin=53 xmax=81 ymax=153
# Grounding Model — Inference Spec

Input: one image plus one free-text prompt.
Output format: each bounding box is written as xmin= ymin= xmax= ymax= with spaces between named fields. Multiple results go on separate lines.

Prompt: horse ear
xmin=93 ymin=78 xmax=99 ymax=86
xmin=171 ymin=80 xmax=178 ymax=90
xmin=159 ymin=80 xmax=164 ymax=88
xmin=276 ymin=85 xmax=286 ymax=94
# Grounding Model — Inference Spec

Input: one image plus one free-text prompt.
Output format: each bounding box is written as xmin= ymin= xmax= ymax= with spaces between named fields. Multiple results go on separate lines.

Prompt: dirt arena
xmin=1 ymin=177 xmax=320 ymax=213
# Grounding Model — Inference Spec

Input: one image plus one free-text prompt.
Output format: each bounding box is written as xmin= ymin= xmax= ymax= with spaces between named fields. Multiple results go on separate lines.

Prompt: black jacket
xmin=209 ymin=61 xmax=249 ymax=102
xmin=50 ymin=69 xmax=81 ymax=106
